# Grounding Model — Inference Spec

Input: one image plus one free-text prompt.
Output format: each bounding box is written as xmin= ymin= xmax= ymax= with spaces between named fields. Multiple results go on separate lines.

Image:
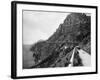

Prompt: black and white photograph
xmin=23 ymin=11 xmax=91 ymax=69
xmin=11 ymin=1 xmax=97 ymax=79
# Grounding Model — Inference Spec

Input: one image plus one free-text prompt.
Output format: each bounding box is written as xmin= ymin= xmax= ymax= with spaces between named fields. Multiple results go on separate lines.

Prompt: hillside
xmin=29 ymin=13 xmax=91 ymax=68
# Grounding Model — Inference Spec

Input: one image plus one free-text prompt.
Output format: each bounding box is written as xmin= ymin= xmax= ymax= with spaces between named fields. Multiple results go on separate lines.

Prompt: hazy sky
xmin=23 ymin=11 xmax=69 ymax=45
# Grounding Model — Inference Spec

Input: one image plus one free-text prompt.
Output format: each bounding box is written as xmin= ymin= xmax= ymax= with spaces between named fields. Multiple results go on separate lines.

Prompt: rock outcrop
xmin=30 ymin=13 xmax=91 ymax=68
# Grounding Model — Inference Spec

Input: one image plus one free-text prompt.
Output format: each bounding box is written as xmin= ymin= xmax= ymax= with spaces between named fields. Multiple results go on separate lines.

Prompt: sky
xmin=23 ymin=10 xmax=69 ymax=45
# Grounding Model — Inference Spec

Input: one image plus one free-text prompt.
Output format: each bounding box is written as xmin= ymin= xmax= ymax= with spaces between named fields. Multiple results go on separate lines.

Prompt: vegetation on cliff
xmin=30 ymin=13 xmax=91 ymax=68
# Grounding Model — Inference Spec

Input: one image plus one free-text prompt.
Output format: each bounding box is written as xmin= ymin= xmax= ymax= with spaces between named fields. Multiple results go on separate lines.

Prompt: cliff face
xmin=30 ymin=13 xmax=91 ymax=68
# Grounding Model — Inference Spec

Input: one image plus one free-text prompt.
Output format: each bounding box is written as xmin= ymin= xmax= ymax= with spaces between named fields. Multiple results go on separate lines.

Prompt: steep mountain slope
xmin=30 ymin=13 xmax=91 ymax=68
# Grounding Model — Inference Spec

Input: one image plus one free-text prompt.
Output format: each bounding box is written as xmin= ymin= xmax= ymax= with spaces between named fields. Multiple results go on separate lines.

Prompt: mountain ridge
xmin=28 ymin=13 xmax=91 ymax=68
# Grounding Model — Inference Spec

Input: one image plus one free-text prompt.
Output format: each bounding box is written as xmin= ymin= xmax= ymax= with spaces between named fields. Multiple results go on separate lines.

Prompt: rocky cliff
xmin=30 ymin=13 xmax=91 ymax=68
